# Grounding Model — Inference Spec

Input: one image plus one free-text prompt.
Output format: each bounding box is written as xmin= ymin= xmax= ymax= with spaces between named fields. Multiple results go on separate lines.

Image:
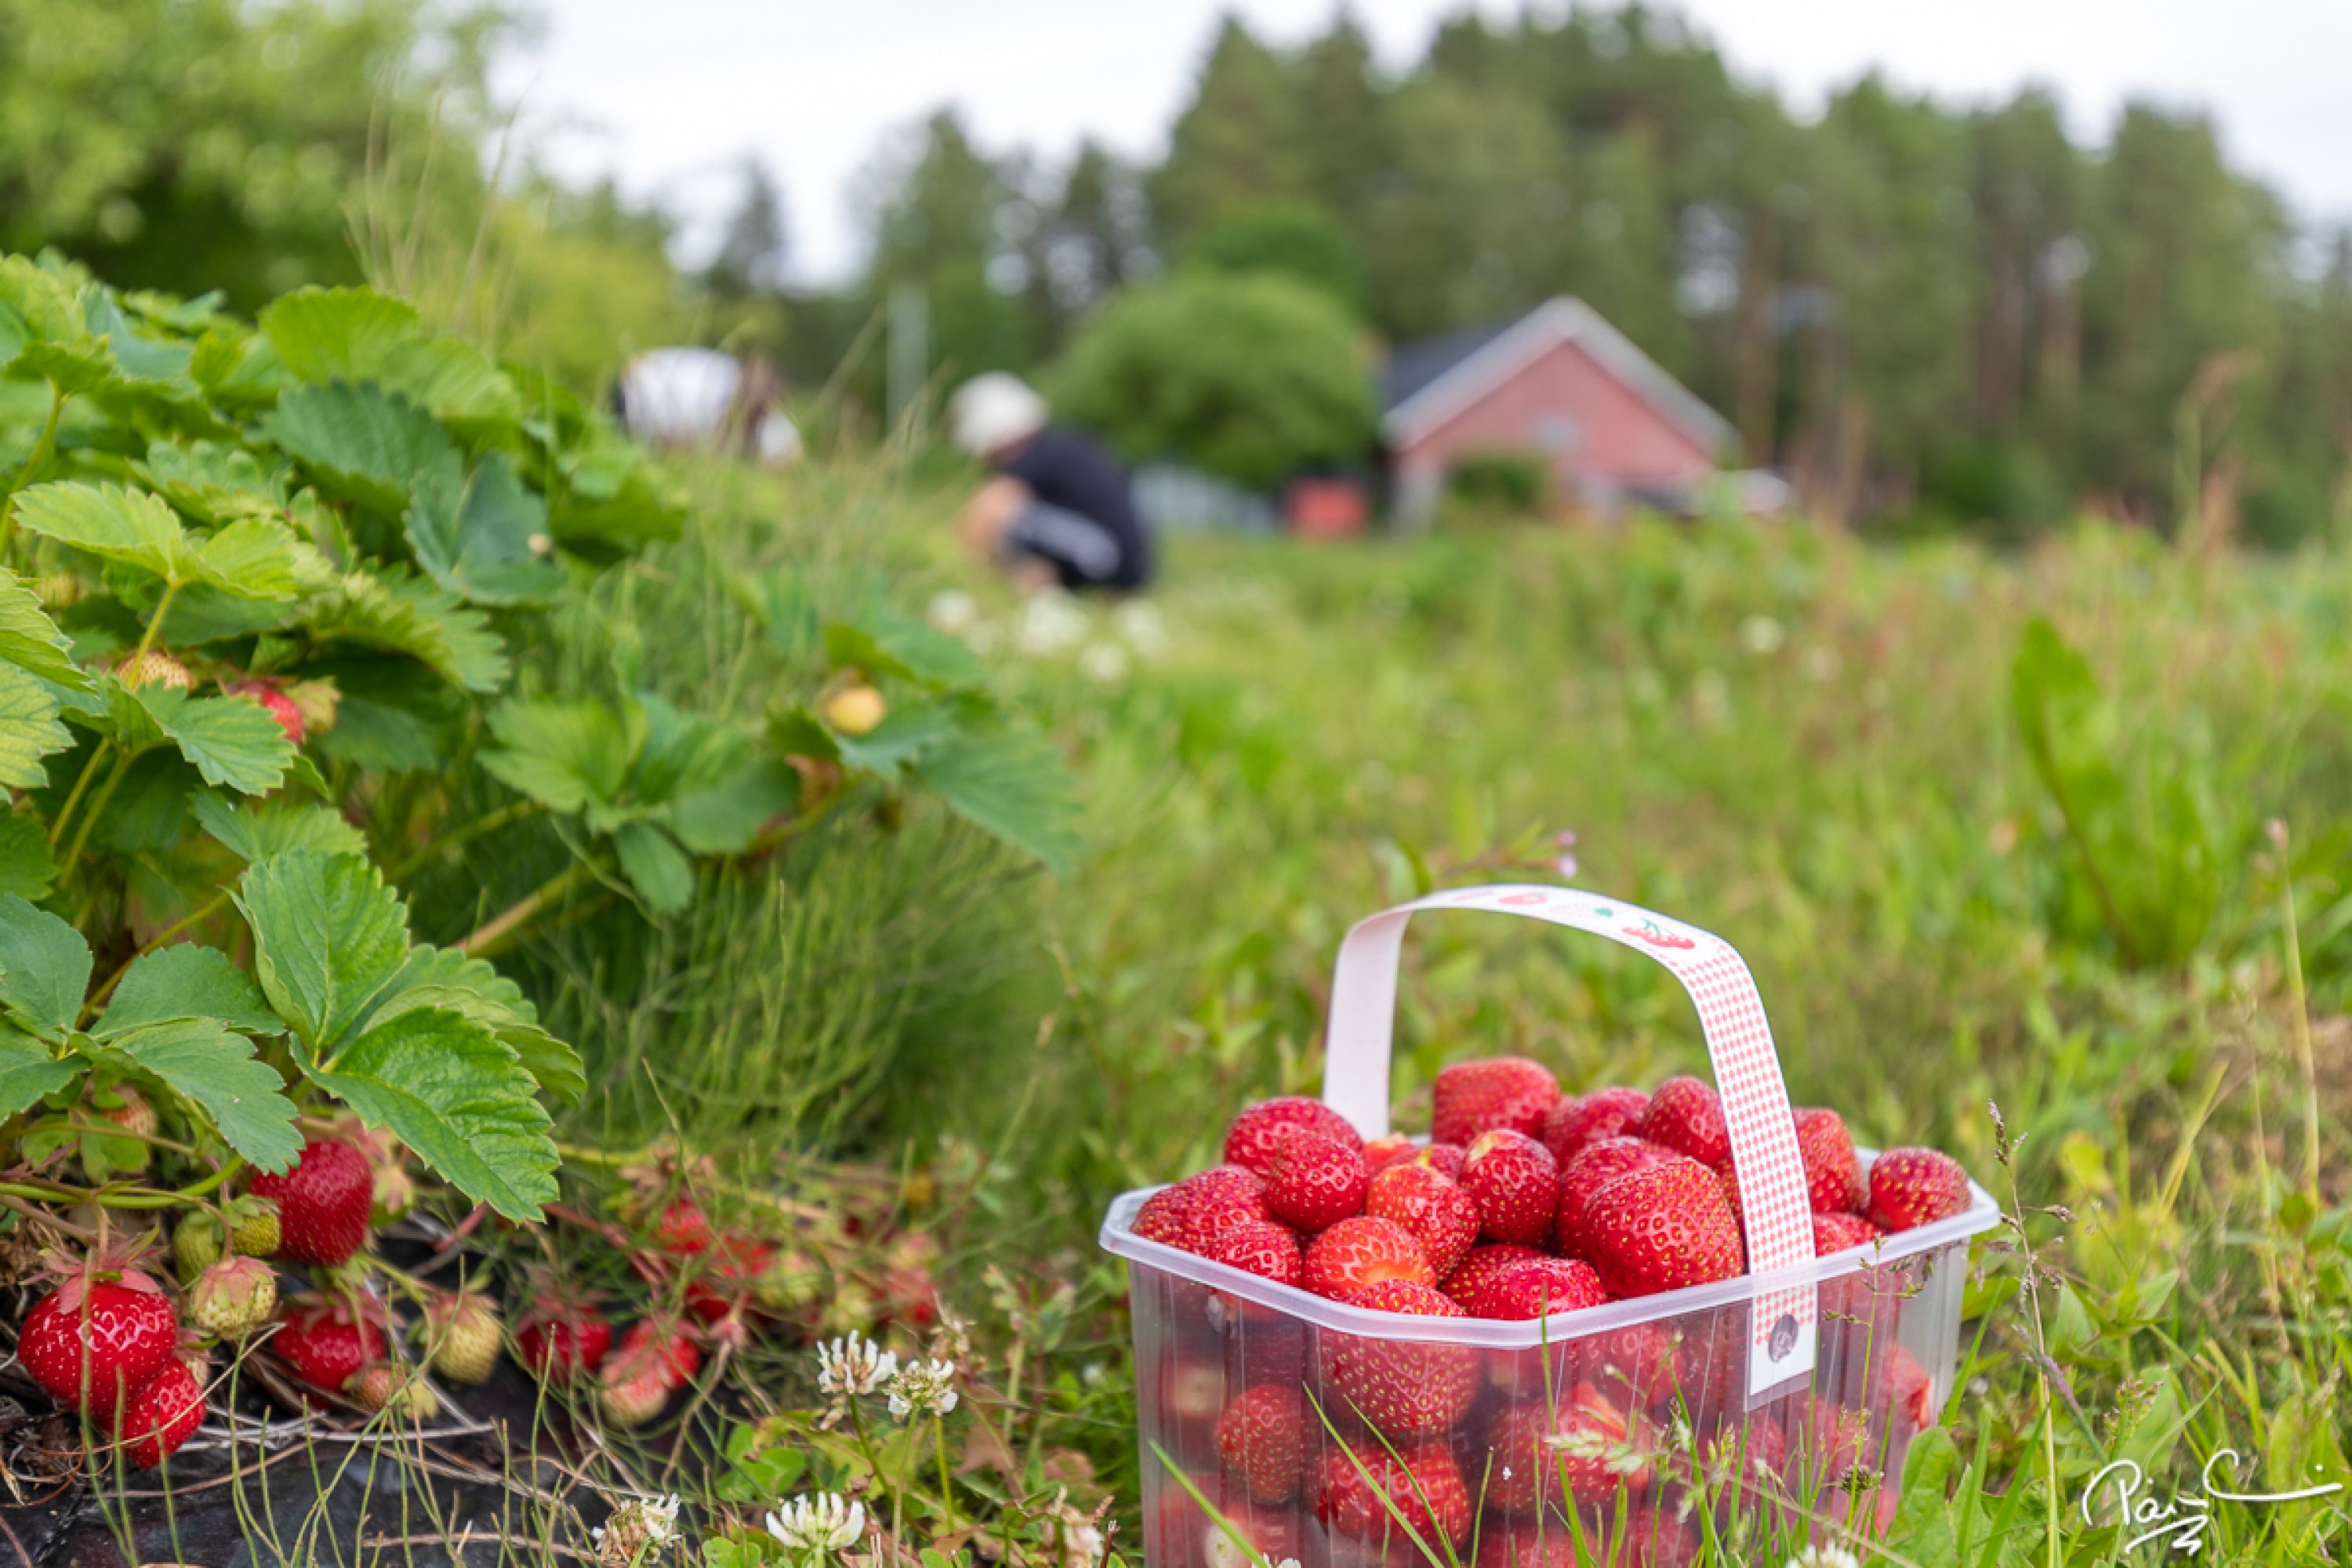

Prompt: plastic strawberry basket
xmin=1099 ymin=885 xmax=2000 ymax=1568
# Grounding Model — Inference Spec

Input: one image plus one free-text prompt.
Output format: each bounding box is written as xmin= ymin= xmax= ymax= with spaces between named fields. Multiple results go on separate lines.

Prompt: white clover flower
xmin=1112 ymin=600 xmax=1170 ymax=658
xmin=928 ymin=590 xmax=979 ymax=633
xmin=1784 ymin=1548 xmax=1861 ymax=1568
xmin=884 ymin=1356 xmax=959 ymax=1419
xmin=1077 ymin=641 xmax=1130 ymax=684
xmin=768 ymin=1494 xmax=867 ymax=1555
xmin=591 ymin=1492 xmax=682 ymax=1565
xmin=814 ymin=1331 xmax=898 ymax=1397
xmin=1015 ymin=593 xmax=1088 ymax=656
xmin=1740 ymin=614 xmax=1785 ymax=655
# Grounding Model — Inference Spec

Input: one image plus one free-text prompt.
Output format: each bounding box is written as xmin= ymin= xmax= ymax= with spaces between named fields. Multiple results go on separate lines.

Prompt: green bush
xmin=1443 ymin=449 xmax=1552 ymax=515
xmin=1048 ymin=272 xmax=1374 ymax=492
xmin=1188 ymin=201 xmax=1370 ymax=317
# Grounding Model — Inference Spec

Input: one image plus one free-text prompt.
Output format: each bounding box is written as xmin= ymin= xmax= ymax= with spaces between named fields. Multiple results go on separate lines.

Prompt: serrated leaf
xmin=825 ymin=610 xmax=985 ymax=691
xmin=0 ymin=256 xmax=82 ymax=344
xmin=133 ymin=439 xmax=288 ymax=524
xmin=324 ymin=568 xmax=507 ymax=692
xmin=358 ymin=945 xmax=583 ymax=1103
xmin=100 ymin=1017 xmax=300 ymax=1173
xmin=258 ymin=287 xmax=421 ymax=382
xmin=770 ymin=704 xmax=841 ymax=764
xmin=86 ymin=751 xmax=199 ymax=854
xmin=613 ymin=821 xmax=693 ymax=913
xmin=9 ymin=338 xmax=118 ymax=395
xmin=480 ymin=699 xmax=635 ymax=812
xmin=96 ymin=944 xmax=280 ymax=1036
xmin=299 ymin=1007 xmax=556 ymax=1221
xmin=0 ymin=664 xmax=71 ymax=790
xmin=0 ymin=1025 xmax=76 ymax=1120
xmin=668 ymin=758 xmax=797 ymax=854
xmin=264 ymin=381 xmax=455 ymax=514
xmin=0 ymin=568 xmax=95 ymax=691
xmin=13 ymin=482 xmax=196 ymax=583
xmin=234 ymin=850 xmax=410 ymax=1051
xmin=189 ymin=793 xmax=365 ymax=862
xmin=306 ymin=655 xmax=466 ymax=772
xmin=127 ymin=686 xmax=295 ymax=796
xmin=404 ymin=452 xmax=563 ymax=605
xmin=189 ymin=328 xmax=290 ymax=406
xmin=834 ymin=699 xmax=957 ymax=773
xmin=192 ymin=517 xmax=306 ymax=601
xmin=0 ymin=895 xmax=92 ymax=1037
xmin=0 ymin=815 xmax=56 ymax=899
xmin=907 ymin=724 xmax=1083 ymax=876
xmin=376 ymin=336 xmax=521 ymax=430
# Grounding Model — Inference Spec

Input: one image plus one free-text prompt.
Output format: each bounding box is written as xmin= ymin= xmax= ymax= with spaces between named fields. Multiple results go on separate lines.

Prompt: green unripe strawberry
xmin=348 ymin=1362 xmax=437 ymax=1419
xmin=189 ymin=1257 xmax=276 ymax=1339
xmin=425 ymin=1294 xmax=501 ymax=1387
xmin=230 ymin=1196 xmax=280 ymax=1258
xmin=172 ymin=1216 xmax=224 ymax=1283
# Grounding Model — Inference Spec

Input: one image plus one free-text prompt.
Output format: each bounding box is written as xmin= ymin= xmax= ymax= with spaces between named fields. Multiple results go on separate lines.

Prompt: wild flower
xmin=884 ymin=1356 xmax=959 ymax=1419
xmin=928 ymin=590 xmax=979 ymax=633
xmin=767 ymin=1494 xmax=867 ymax=1555
xmin=814 ymin=1331 xmax=898 ymax=1397
xmin=591 ymin=1492 xmax=682 ymax=1565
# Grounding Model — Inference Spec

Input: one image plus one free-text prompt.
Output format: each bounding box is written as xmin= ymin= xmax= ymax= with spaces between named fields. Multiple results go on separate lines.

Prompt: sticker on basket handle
xmin=1320 ymin=883 xmax=1817 ymax=1400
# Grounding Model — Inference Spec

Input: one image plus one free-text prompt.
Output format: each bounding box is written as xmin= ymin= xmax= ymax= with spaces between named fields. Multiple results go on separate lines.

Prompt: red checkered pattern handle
xmin=1320 ymin=884 xmax=1817 ymax=1399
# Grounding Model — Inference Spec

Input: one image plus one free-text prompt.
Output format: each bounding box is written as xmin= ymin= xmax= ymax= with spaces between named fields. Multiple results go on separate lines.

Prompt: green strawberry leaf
xmin=126 ymin=686 xmax=296 ymax=796
xmin=98 ymin=1017 xmax=300 ymax=1173
xmin=666 ymin=758 xmax=797 ymax=855
xmin=0 ymin=664 xmax=72 ymax=790
xmin=303 ymin=656 xmax=467 ymax=773
xmin=403 ymin=453 xmax=564 ymax=606
xmin=0 ymin=1024 xmax=76 ymax=1120
xmin=298 ymin=1006 xmax=557 ymax=1221
xmin=824 ymin=610 xmax=985 ymax=692
xmin=191 ymin=516 xmax=307 ymax=601
xmin=234 ymin=850 xmax=410 ymax=1052
xmin=96 ymin=944 xmax=281 ymax=1036
xmin=375 ymin=336 xmax=522 ymax=430
xmin=0 ymin=568 xmax=95 ymax=691
xmin=833 ymin=699 xmax=956 ymax=774
xmin=133 ymin=439 xmax=289 ymax=524
xmin=12 ymin=482 xmax=197 ymax=584
xmin=357 ymin=944 xmax=584 ymax=1103
xmin=0 ymin=814 xmax=56 ymax=899
xmin=189 ymin=793 xmax=365 ymax=862
xmin=264 ymin=381 xmax=456 ymax=514
xmin=480 ymin=699 xmax=637 ymax=812
xmin=0 ymin=895 xmax=92 ymax=1038
xmin=258 ymin=287 xmax=420 ymax=382
xmin=613 ymin=820 xmax=693 ymax=913
xmin=0 ymin=256 xmax=83 ymax=344
xmin=322 ymin=567 xmax=507 ymax=692
xmin=906 ymin=723 xmax=1083 ymax=877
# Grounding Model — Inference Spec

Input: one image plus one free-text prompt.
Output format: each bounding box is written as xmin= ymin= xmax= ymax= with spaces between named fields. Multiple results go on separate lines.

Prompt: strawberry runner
xmin=1319 ymin=883 xmax=1819 ymax=1402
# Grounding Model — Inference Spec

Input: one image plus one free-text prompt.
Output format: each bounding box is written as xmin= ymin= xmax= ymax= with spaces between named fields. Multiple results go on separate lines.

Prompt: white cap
xmin=948 ymin=372 xmax=1048 ymax=456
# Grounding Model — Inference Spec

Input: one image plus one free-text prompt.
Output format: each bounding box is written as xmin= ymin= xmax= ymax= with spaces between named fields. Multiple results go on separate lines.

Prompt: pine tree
xmin=1150 ymin=17 xmax=1312 ymax=252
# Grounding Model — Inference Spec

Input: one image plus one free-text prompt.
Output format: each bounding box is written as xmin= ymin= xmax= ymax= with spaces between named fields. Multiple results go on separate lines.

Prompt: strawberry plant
xmin=0 ymin=249 xmax=1081 ymax=1463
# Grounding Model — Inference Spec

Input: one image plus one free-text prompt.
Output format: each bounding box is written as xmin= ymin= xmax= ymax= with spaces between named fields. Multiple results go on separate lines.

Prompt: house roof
xmin=1380 ymin=297 xmax=1734 ymax=455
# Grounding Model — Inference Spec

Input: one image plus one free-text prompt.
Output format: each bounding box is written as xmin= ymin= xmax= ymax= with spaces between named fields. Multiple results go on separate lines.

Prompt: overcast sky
xmin=498 ymin=0 xmax=2352 ymax=284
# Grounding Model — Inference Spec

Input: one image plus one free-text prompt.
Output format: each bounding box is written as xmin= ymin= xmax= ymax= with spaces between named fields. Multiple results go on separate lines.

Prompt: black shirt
xmin=997 ymin=427 xmax=1153 ymax=592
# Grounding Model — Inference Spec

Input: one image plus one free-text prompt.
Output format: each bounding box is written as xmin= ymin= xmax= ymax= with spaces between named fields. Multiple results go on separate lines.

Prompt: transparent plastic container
xmin=1098 ymin=886 xmax=1999 ymax=1567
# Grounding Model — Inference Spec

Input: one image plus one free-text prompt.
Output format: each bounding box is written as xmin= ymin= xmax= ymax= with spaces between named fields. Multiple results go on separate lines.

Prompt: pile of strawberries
xmin=1130 ymin=1058 xmax=1977 ymax=1567
xmin=11 ymin=1136 xmax=829 ymax=1470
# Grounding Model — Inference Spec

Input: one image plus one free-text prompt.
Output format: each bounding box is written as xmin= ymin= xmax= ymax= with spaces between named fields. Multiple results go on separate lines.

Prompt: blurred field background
xmin=9 ymin=0 xmax=2352 ymax=1561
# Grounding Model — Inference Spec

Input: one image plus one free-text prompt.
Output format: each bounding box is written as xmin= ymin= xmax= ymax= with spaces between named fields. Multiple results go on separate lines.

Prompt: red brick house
xmin=1381 ymin=297 xmax=1732 ymax=521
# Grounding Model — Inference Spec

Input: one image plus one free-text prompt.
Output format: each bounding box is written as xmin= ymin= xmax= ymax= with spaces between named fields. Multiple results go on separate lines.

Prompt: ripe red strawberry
xmin=597 ymin=1317 xmax=702 ymax=1428
xmin=1485 ymin=1382 xmax=1654 ymax=1512
xmin=113 ymin=1359 xmax=205 ymax=1468
xmin=425 ymin=1294 xmax=503 ymax=1386
xmin=1438 ymin=1243 xmax=1548 ymax=1310
xmin=1813 ymin=1210 xmax=1882 ymax=1255
xmin=1465 ymin=1258 xmax=1607 ymax=1321
xmin=189 ymin=1258 xmax=276 ymax=1340
xmin=1541 ymin=1086 xmax=1651 ymax=1163
xmin=227 ymin=679 xmax=306 ymax=746
xmin=272 ymin=1298 xmax=390 ymax=1395
xmin=1629 ymin=1076 xmax=1730 ymax=1170
xmin=246 ymin=1139 xmax=372 ymax=1266
xmin=1363 ymin=1163 xmax=1479 ymax=1276
xmin=1362 ymin=1134 xmax=1419 ymax=1172
xmin=1223 ymin=1097 xmax=1361 ymax=1176
xmin=1265 ymin=1131 xmax=1370 ymax=1232
xmin=1302 ymin=1216 xmax=1433 ymax=1300
xmin=1579 ymin=1155 xmax=1744 ymax=1298
xmin=1319 ymin=1279 xmax=1480 ymax=1435
xmin=1201 ymin=1218 xmax=1305 ymax=1287
xmin=1554 ymin=1138 xmax=1673 ymax=1258
xmin=1432 ymin=1057 xmax=1560 ymax=1146
xmin=1411 ymin=1142 xmax=1466 ymax=1181
xmin=18 ymin=1265 xmax=179 ymax=1418
xmin=1793 ymin=1108 xmax=1863 ymax=1213
xmin=685 ymin=1233 xmax=778 ymax=1324
xmin=1215 ymin=1384 xmax=1312 ymax=1503
xmin=1314 ymin=1439 xmax=1472 ymax=1546
xmin=1461 ymin=1129 xmax=1558 ymax=1247
xmin=1134 ymin=1167 xmax=1270 ymax=1249
xmin=652 ymin=1199 xmax=713 ymax=1256
xmin=515 ymin=1299 xmax=613 ymax=1382
xmin=1865 ymin=1147 xmax=1970 ymax=1232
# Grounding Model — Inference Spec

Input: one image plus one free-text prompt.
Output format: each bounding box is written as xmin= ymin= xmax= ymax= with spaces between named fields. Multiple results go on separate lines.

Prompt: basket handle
xmin=1320 ymin=883 xmax=1817 ymax=1399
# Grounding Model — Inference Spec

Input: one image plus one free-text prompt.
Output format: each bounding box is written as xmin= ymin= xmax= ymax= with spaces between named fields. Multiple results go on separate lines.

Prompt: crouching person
xmin=949 ymin=374 xmax=1152 ymax=593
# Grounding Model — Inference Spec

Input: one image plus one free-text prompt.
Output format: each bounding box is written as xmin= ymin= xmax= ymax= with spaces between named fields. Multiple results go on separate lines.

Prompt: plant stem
xmin=177 ymin=1156 xmax=242 ymax=1200
xmin=456 ymin=858 xmax=599 ymax=959
xmin=0 ymin=382 xmax=66 ymax=554
xmin=57 ymin=746 xmax=137 ymax=885
xmin=49 ymin=739 xmax=113 ymax=849
xmin=2274 ymin=822 xmax=2321 ymax=1204
xmin=387 ymin=797 xmax=546 ymax=882
xmin=934 ymin=1414 xmax=956 ymax=1534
